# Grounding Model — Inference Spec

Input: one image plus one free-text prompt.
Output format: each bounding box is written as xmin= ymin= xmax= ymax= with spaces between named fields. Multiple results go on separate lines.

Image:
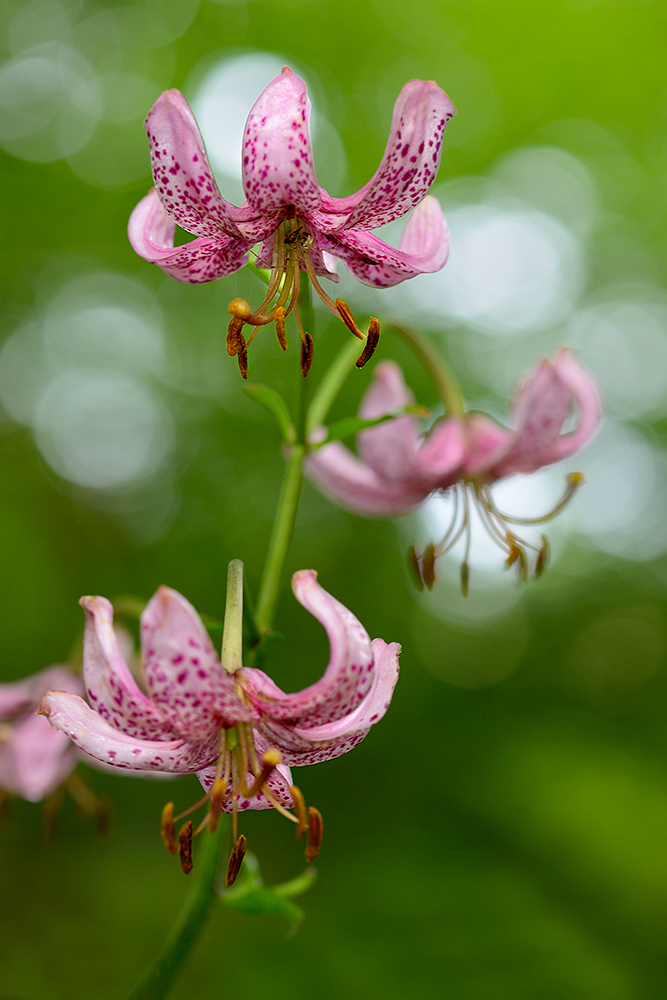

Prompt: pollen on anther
xmin=275 ymin=306 xmax=288 ymax=351
xmin=406 ymin=545 xmax=424 ymax=592
xmin=335 ymin=299 xmax=364 ymax=339
xmin=226 ymin=317 xmax=245 ymax=357
xmin=161 ymin=801 xmax=177 ymax=855
xmin=178 ymin=820 xmax=194 ymax=875
xmin=290 ymin=784 xmax=308 ymax=839
xmin=301 ymin=332 xmax=314 ymax=376
xmin=237 ymin=345 xmax=249 ymax=379
xmin=355 ymin=317 xmax=380 ymax=369
xmin=305 ymin=807 xmax=323 ymax=862
xmin=422 ymin=543 xmax=436 ymax=590
xmin=225 ymin=834 xmax=247 ymax=887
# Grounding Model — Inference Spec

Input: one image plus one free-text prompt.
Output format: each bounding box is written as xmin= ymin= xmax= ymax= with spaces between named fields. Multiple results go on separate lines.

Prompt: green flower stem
xmin=253 ymin=274 xmax=316 ymax=638
xmin=254 ymin=441 xmax=305 ymax=636
xmin=306 ymin=338 xmax=361 ymax=438
xmin=127 ymin=818 xmax=229 ymax=1000
xmin=389 ymin=323 xmax=465 ymax=417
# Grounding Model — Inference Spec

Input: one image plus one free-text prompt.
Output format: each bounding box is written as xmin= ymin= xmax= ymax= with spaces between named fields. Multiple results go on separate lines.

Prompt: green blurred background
xmin=2 ymin=0 xmax=667 ymax=997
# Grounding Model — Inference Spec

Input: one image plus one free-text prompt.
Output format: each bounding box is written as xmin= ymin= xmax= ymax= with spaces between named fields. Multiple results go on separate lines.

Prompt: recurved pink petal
xmin=320 ymin=80 xmax=455 ymax=231
xmin=0 ymin=712 xmax=76 ymax=801
xmin=259 ymin=638 xmax=400 ymax=766
xmin=80 ymin=595 xmax=172 ymax=740
xmin=416 ymin=416 xmax=468 ymax=483
xmin=322 ymin=198 xmax=449 ymax=288
xmin=39 ymin=691 xmax=218 ymax=772
xmin=0 ymin=666 xmax=83 ymax=799
xmin=305 ymin=441 xmax=430 ymax=516
xmin=398 ymin=195 xmax=450 ymax=268
xmin=146 ymin=89 xmax=245 ymax=239
xmin=461 ymin=413 xmax=515 ymax=479
xmin=141 ymin=587 xmax=254 ymax=743
xmin=0 ymin=665 xmax=81 ymax=720
xmin=240 ymin=571 xmax=374 ymax=726
xmin=242 ymin=67 xmax=321 ymax=216
xmin=543 ymin=349 xmax=603 ymax=462
xmin=357 ymin=362 xmax=465 ymax=490
xmin=357 ymin=360 xmax=423 ymax=480
xmin=128 ymin=190 xmax=251 ymax=282
xmin=491 ymin=350 xmax=602 ymax=477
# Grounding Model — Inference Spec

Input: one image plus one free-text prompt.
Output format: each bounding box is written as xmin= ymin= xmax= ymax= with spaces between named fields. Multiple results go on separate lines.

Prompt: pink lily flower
xmin=306 ymin=350 xmax=602 ymax=584
xmin=0 ymin=666 xmax=83 ymax=802
xmin=129 ymin=67 xmax=454 ymax=372
xmin=39 ymin=572 xmax=400 ymax=817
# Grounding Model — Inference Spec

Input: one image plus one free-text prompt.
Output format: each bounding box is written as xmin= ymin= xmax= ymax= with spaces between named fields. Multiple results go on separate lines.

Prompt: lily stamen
xmin=178 ymin=821 xmax=193 ymax=875
xmin=245 ymin=748 xmax=282 ymax=799
xmin=305 ymin=807 xmax=324 ymax=862
xmin=412 ymin=471 xmax=584 ymax=593
xmin=160 ymin=802 xmax=177 ymax=855
xmin=355 ymin=317 xmax=381 ymax=369
xmin=290 ymin=785 xmax=308 ymax=839
xmin=173 ymin=792 xmax=211 ymax=823
xmin=160 ymin=732 xmax=327 ymax=873
xmin=225 ymin=834 xmax=247 ymax=887
xmin=226 ymin=217 xmax=381 ymax=376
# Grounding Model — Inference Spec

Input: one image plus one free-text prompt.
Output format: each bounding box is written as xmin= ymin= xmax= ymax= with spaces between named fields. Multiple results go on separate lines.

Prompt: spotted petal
xmin=141 ymin=587 xmax=255 ymax=743
xmin=240 ymin=570 xmax=374 ymax=726
xmin=242 ymin=67 xmax=321 ymax=216
xmin=146 ymin=89 xmax=247 ymax=240
xmin=80 ymin=595 xmax=172 ymax=740
xmin=306 ymin=361 xmax=466 ymax=514
xmin=319 ymin=80 xmax=455 ymax=231
xmin=326 ymin=195 xmax=450 ymax=287
xmin=462 ymin=414 xmax=515 ymax=479
xmin=256 ymin=638 xmax=400 ymax=766
xmin=39 ymin=691 xmax=218 ymax=772
xmin=128 ymin=190 xmax=251 ymax=283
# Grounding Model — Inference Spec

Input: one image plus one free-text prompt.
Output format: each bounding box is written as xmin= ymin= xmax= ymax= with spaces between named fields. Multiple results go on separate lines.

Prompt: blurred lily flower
xmin=40 ymin=572 xmax=400 ymax=871
xmin=129 ymin=67 xmax=454 ymax=374
xmin=0 ymin=666 xmax=83 ymax=802
xmin=306 ymin=351 xmax=602 ymax=588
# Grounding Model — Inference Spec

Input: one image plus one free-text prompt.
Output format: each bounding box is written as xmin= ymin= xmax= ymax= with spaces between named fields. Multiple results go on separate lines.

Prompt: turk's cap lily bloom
xmin=0 ymin=666 xmax=83 ymax=802
xmin=305 ymin=350 xmax=602 ymax=585
xmin=128 ymin=67 xmax=454 ymax=373
xmin=39 ymin=572 xmax=400 ymax=815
